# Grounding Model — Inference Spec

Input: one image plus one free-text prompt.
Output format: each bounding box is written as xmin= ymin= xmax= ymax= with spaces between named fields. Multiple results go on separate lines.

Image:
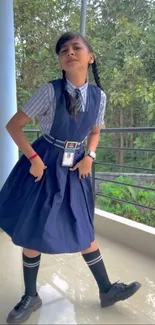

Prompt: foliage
xmin=96 ymin=176 xmax=155 ymax=227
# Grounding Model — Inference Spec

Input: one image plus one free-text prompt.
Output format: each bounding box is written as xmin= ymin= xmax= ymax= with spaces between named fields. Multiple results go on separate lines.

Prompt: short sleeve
xmin=95 ymin=90 xmax=106 ymax=127
xmin=22 ymin=83 xmax=51 ymax=118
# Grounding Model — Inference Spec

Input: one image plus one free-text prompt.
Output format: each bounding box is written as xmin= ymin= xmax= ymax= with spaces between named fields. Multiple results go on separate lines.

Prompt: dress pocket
xmin=80 ymin=176 xmax=95 ymax=225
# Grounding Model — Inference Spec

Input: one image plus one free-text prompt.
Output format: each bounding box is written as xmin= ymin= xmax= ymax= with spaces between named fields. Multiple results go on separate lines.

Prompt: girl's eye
xmin=60 ymin=46 xmax=82 ymax=54
xmin=61 ymin=49 xmax=67 ymax=53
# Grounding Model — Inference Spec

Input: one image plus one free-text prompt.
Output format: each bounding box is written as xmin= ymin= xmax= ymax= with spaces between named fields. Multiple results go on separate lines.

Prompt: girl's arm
xmin=6 ymin=84 xmax=51 ymax=181
xmin=6 ymin=111 xmax=47 ymax=182
xmin=6 ymin=83 xmax=50 ymax=160
xmin=70 ymin=126 xmax=100 ymax=178
xmin=6 ymin=111 xmax=37 ymax=159
xmin=86 ymin=126 xmax=100 ymax=153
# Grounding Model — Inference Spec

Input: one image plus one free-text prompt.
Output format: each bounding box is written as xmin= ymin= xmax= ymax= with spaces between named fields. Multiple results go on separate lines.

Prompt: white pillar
xmin=0 ymin=0 xmax=18 ymax=189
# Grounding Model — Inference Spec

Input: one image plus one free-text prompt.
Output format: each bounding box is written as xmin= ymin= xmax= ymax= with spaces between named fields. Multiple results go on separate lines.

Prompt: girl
xmin=0 ymin=32 xmax=141 ymax=324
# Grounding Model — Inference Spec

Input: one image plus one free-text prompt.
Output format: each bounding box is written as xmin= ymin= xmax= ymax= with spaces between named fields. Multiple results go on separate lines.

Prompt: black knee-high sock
xmin=23 ymin=253 xmax=41 ymax=296
xmin=82 ymin=249 xmax=112 ymax=293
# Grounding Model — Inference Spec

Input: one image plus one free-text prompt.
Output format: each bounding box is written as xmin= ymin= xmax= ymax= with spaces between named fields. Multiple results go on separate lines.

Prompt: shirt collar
xmin=66 ymin=78 xmax=88 ymax=98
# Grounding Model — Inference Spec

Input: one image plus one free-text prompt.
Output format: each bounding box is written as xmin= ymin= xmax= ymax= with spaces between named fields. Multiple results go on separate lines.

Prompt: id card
xmin=62 ymin=142 xmax=77 ymax=167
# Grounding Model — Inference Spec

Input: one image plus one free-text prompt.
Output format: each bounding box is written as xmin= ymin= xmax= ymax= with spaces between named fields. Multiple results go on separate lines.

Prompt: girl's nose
xmin=67 ymin=47 xmax=75 ymax=56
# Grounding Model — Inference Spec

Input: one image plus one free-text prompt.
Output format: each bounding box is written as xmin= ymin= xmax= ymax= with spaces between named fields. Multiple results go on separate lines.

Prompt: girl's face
xmin=58 ymin=37 xmax=94 ymax=74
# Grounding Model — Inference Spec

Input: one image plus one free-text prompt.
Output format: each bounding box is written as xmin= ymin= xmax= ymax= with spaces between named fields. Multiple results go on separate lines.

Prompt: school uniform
xmin=0 ymin=79 xmax=106 ymax=254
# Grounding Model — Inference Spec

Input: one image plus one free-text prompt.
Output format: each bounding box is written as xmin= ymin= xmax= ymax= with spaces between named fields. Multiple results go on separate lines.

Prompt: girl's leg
xmin=23 ymin=248 xmax=41 ymax=296
xmin=81 ymin=240 xmax=111 ymax=293
xmin=7 ymin=248 xmax=42 ymax=324
xmin=81 ymin=240 xmax=141 ymax=307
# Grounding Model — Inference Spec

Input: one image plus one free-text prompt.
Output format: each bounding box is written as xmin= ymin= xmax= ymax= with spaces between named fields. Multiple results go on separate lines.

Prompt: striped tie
xmin=74 ymin=88 xmax=83 ymax=112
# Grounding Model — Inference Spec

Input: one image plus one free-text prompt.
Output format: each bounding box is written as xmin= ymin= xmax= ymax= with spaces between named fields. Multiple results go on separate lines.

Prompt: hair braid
xmin=62 ymin=69 xmax=66 ymax=80
xmin=62 ymin=70 xmax=77 ymax=118
xmin=92 ymin=59 xmax=103 ymax=90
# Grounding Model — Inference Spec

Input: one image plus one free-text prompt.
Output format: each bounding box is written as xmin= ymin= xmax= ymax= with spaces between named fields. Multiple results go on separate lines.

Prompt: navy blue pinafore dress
xmin=0 ymin=79 xmax=101 ymax=254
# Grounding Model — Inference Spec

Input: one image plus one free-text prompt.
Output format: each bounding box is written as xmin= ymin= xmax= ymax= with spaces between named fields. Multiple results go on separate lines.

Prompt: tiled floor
xmin=1 ymin=231 xmax=155 ymax=324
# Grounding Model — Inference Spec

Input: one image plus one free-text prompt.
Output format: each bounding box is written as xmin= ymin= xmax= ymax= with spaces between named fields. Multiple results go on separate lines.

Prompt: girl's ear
xmin=89 ymin=54 xmax=94 ymax=64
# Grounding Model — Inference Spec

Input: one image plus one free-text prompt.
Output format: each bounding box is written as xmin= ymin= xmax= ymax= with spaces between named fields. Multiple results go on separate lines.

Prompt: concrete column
xmin=0 ymin=0 xmax=18 ymax=189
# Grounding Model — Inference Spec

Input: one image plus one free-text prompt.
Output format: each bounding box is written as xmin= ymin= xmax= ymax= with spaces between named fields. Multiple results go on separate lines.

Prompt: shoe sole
xmin=101 ymin=283 xmax=141 ymax=308
xmin=6 ymin=300 xmax=42 ymax=324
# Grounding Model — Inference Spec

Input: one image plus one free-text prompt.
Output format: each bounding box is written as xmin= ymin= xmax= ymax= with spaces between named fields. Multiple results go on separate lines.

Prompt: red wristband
xmin=29 ymin=153 xmax=38 ymax=160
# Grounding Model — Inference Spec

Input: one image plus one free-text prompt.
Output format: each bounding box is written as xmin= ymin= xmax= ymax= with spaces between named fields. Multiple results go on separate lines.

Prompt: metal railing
xmin=24 ymin=127 xmax=155 ymax=215
xmin=93 ymin=127 xmax=155 ymax=214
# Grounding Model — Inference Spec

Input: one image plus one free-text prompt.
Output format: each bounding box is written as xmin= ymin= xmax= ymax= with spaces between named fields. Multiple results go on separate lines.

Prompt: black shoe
xmin=100 ymin=281 xmax=141 ymax=308
xmin=6 ymin=293 xmax=42 ymax=324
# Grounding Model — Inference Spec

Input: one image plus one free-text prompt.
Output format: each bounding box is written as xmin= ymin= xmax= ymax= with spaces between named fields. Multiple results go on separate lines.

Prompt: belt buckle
xmin=65 ymin=141 xmax=78 ymax=150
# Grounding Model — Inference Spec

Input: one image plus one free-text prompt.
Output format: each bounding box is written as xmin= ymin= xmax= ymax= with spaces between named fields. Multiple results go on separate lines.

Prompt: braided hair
xmin=62 ymin=69 xmax=77 ymax=118
xmin=55 ymin=32 xmax=103 ymax=117
xmin=91 ymin=59 xmax=103 ymax=90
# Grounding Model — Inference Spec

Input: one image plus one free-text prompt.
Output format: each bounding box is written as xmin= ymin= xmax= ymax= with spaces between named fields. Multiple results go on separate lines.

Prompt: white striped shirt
xmin=23 ymin=79 xmax=106 ymax=135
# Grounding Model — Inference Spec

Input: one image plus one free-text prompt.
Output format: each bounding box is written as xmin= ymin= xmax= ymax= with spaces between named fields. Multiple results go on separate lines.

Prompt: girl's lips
xmin=66 ymin=59 xmax=78 ymax=63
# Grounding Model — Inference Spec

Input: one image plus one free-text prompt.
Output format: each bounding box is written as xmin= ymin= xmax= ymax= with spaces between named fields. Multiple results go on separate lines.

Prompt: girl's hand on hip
xmin=70 ymin=156 xmax=93 ymax=179
xmin=29 ymin=156 xmax=47 ymax=182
